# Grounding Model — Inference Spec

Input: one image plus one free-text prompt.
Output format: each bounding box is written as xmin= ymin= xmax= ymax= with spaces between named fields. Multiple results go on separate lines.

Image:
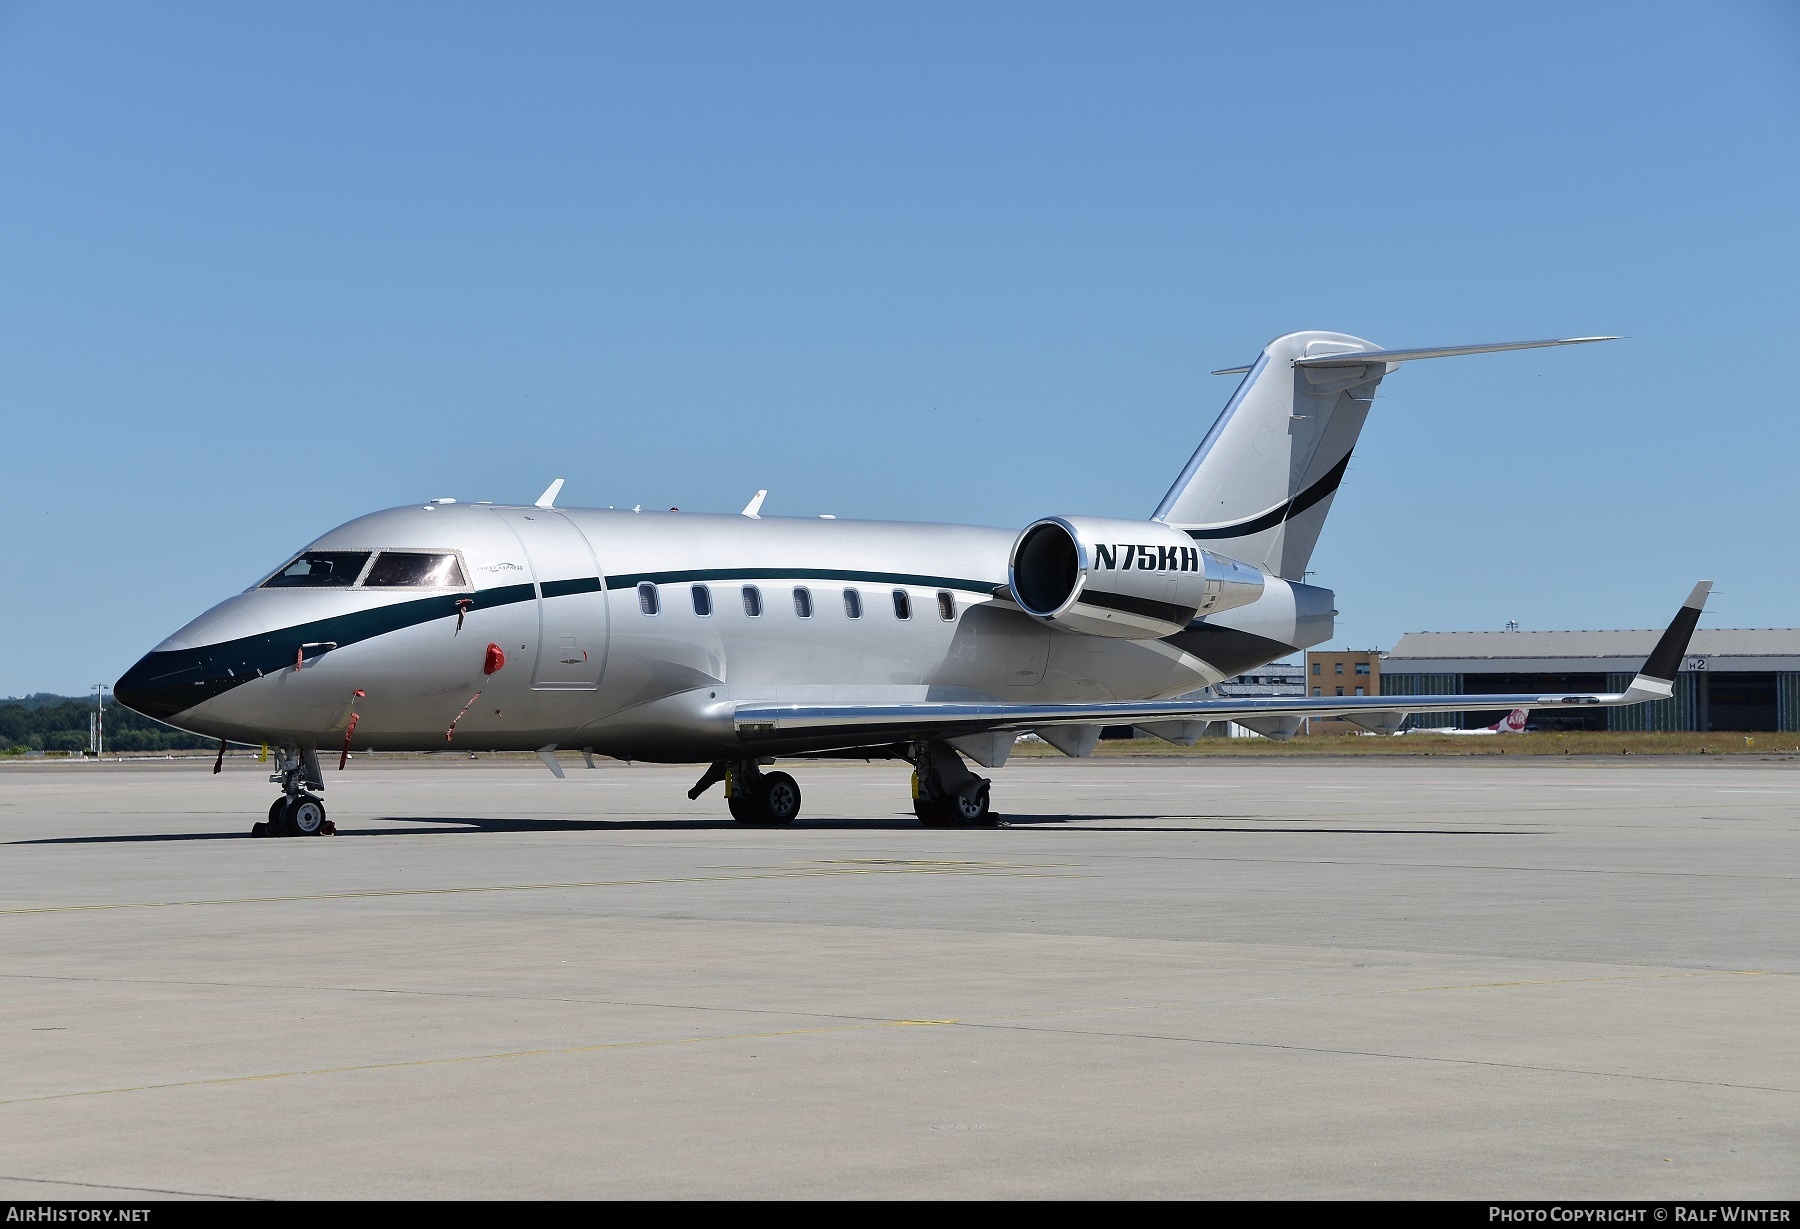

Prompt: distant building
xmin=1303 ymin=649 xmax=1381 ymax=734
xmin=1219 ymin=660 xmax=1306 ymax=697
xmin=1382 ymin=628 xmax=1800 ymax=732
xmin=1107 ymin=661 xmax=1304 ymax=740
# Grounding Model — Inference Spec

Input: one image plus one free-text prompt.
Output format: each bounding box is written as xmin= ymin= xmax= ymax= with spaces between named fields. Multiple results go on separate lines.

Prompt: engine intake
xmin=1008 ymin=515 xmax=1264 ymax=639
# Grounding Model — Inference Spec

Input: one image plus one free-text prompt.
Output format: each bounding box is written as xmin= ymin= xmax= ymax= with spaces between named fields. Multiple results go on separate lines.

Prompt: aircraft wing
xmin=732 ymin=583 xmax=1710 ymax=749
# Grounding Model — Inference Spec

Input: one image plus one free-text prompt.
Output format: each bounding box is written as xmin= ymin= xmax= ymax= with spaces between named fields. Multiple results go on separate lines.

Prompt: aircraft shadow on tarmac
xmin=11 ymin=815 xmax=1531 ymax=843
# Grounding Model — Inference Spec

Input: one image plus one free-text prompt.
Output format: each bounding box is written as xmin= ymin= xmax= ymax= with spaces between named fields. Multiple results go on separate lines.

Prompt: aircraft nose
xmin=114 ymin=652 xmax=197 ymax=723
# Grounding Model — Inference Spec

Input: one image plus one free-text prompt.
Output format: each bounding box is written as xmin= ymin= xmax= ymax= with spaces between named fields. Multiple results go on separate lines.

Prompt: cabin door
xmin=491 ymin=508 xmax=608 ymax=691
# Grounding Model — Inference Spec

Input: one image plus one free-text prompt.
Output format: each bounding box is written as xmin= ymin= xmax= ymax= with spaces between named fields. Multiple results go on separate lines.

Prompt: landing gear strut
xmin=253 ymin=746 xmax=335 ymax=837
xmin=691 ymin=760 xmax=802 ymax=825
xmin=909 ymin=740 xmax=995 ymax=827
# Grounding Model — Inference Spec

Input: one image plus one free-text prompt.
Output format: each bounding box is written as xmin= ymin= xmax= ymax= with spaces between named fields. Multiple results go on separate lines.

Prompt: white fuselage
xmin=116 ymin=503 xmax=1335 ymax=761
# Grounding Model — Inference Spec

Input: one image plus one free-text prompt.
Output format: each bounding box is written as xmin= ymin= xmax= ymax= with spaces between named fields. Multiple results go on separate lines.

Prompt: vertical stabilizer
xmin=1154 ymin=332 xmax=1615 ymax=580
xmin=1152 ymin=331 xmax=1388 ymax=580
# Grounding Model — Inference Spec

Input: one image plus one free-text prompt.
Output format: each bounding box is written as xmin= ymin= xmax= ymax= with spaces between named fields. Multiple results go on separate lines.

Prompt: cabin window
xmin=743 ymin=585 xmax=763 ymax=617
xmin=844 ymin=588 xmax=863 ymax=619
xmin=691 ymin=584 xmax=712 ymax=616
xmin=261 ymin=551 xmax=370 ymax=588
xmin=638 ymin=582 xmax=660 ymax=615
xmin=892 ymin=589 xmax=911 ymax=620
xmin=363 ymin=552 xmax=466 ymax=588
xmin=794 ymin=587 xmax=813 ymax=618
xmin=936 ymin=591 xmax=955 ymax=621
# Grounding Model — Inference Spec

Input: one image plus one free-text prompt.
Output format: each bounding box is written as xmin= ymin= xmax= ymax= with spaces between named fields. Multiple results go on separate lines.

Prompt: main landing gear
xmin=687 ymin=740 xmax=996 ymax=828
xmin=689 ymin=760 xmax=803 ymax=825
xmin=908 ymin=739 xmax=995 ymax=827
xmin=253 ymin=746 xmax=336 ymax=838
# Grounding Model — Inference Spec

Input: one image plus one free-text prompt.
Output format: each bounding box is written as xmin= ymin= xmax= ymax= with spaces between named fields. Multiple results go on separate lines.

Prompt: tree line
xmin=0 ymin=695 xmax=231 ymax=754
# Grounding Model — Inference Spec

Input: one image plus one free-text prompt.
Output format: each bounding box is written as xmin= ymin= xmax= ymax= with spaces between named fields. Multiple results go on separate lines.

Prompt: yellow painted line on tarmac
xmin=0 ymin=1018 xmax=964 ymax=1108
xmin=703 ymin=859 xmax=1076 ymax=871
xmin=0 ymin=865 xmax=1089 ymax=917
xmin=1400 ymin=970 xmax=1785 ymax=993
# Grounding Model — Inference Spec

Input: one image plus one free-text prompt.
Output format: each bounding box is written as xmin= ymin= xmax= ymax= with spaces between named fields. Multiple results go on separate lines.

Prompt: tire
xmin=758 ymin=772 xmax=801 ymax=825
xmin=728 ymin=792 xmax=757 ymax=823
xmin=913 ymin=798 xmax=956 ymax=827
xmin=914 ymin=785 xmax=991 ymax=827
xmin=268 ymin=798 xmax=289 ymax=826
xmin=287 ymin=795 xmax=326 ymax=836
xmin=952 ymin=783 xmax=992 ymax=826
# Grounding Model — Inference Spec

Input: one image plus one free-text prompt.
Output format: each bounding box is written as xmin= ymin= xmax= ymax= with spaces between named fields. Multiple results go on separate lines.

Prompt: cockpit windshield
xmin=261 ymin=551 xmax=370 ymax=588
xmin=363 ymin=552 xmax=467 ymax=588
xmin=259 ymin=550 xmax=467 ymax=589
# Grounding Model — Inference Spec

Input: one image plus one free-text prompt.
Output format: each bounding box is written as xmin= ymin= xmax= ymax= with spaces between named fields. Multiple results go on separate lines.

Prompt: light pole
xmin=91 ymin=684 xmax=107 ymax=758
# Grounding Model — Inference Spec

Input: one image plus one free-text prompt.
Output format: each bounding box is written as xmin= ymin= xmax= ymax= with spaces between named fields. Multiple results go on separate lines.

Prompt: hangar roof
xmin=1386 ymin=628 xmax=1800 ymax=672
xmin=1390 ymin=629 xmax=1800 ymax=659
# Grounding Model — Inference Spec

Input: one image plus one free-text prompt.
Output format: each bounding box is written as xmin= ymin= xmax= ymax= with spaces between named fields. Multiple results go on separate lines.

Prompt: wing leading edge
xmin=732 ymin=583 xmax=1712 ymax=748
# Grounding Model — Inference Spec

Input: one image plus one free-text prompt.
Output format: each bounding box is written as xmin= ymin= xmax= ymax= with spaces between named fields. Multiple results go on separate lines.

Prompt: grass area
xmin=1015 ymin=731 xmax=1800 ymax=758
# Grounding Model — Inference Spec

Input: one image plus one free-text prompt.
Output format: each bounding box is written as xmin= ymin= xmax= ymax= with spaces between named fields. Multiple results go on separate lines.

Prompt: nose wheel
xmin=253 ymin=794 xmax=335 ymax=837
xmin=253 ymin=746 xmax=336 ymax=836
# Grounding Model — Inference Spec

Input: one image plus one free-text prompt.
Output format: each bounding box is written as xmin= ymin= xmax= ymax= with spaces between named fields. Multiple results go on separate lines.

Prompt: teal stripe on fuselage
xmin=603 ymin=567 xmax=999 ymax=595
xmin=126 ymin=568 xmax=1002 ymax=711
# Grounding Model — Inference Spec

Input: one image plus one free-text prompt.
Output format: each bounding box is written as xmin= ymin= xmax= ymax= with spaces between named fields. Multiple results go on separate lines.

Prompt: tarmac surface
xmin=0 ymin=754 xmax=1796 ymax=1200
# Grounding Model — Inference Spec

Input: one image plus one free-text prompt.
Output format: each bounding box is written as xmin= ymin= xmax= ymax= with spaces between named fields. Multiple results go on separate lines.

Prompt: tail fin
xmin=1493 ymin=708 xmax=1530 ymax=733
xmin=1152 ymin=332 xmax=1616 ymax=580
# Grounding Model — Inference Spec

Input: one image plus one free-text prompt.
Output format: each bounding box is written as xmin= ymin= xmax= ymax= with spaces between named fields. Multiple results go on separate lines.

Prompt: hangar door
xmin=491 ymin=508 xmax=608 ymax=691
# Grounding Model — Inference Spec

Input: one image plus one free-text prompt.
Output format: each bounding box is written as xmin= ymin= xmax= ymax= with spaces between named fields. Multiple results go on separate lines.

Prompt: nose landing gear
xmin=253 ymin=746 xmax=336 ymax=837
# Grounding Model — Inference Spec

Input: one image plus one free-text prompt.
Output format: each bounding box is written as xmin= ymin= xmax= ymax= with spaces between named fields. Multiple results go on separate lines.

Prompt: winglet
xmin=1622 ymin=581 xmax=1712 ymax=701
xmin=535 ymin=478 xmax=565 ymax=509
xmin=741 ymin=490 xmax=767 ymax=519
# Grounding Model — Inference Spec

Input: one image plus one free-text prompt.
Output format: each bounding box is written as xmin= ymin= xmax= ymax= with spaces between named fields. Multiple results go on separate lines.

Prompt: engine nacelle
xmin=1007 ymin=515 xmax=1265 ymax=639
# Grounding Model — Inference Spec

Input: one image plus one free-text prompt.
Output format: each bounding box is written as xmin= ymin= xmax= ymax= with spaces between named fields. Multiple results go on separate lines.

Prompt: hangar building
xmin=1382 ymin=628 xmax=1800 ymax=732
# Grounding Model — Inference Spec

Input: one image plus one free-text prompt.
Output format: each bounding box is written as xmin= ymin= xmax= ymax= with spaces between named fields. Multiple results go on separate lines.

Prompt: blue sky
xmin=2 ymin=2 xmax=1796 ymax=696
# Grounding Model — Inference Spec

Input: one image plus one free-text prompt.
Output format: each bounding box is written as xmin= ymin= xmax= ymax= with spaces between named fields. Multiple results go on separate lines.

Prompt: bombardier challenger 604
xmin=115 ymin=331 xmax=1709 ymax=834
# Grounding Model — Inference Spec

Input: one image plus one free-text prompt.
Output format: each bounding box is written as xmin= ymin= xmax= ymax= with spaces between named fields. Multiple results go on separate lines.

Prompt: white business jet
xmin=114 ymin=331 xmax=1708 ymax=834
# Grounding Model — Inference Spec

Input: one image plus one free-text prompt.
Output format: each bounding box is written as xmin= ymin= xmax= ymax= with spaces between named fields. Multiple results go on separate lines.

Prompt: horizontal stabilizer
xmin=1294 ymin=336 xmax=1618 ymax=369
xmin=1212 ymin=336 xmax=1617 ymax=376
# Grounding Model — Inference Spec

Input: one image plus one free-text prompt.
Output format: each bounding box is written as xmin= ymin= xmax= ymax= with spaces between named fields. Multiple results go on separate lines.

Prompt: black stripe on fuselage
xmin=1076 ymin=589 xmax=1198 ymax=625
xmin=113 ymin=582 xmax=537 ymax=721
xmin=1160 ymin=620 xmax=1301 ymax=677
xmin=1182 ymin=451 xmax=1353 ymax=541
xmin=114 ymin=569 xmax=1002 ymax=720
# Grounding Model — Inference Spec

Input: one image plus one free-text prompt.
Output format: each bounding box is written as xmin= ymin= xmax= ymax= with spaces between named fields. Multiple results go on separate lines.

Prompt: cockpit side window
xmin=363 ymin=552 xmax=467 ymax=588
xmin=261 ymin=551 xmax=371 ymax=588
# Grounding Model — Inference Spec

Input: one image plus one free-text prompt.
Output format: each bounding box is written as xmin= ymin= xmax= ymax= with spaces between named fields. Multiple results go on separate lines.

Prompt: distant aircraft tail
xmin=1490 ymin=708 xmax=1530 ymax=733
xmin=1152 ymin=333 xmax=1616 ymax=580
